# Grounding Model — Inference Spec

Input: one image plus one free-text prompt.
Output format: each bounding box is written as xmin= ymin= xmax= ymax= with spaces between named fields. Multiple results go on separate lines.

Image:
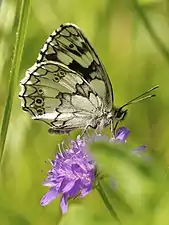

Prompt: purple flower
xmin=40 ymin=127 xmax=146 ymax=214
xmin=111 ymin=127 xmax=147 ymax=156
xmin=110 ymin=126 xmax=130 ymax=143
xmin=40 ymin=137 xmax=96 ymax=214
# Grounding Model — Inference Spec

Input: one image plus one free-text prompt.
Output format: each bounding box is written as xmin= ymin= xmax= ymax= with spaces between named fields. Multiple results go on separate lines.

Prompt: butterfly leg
xmin=81 ymin=123 xmax=97 ymax=138
xmin=81 ymin=125 xmax=90 ymax=138
xmin=110 ymin=120 xmax=115 ymax=136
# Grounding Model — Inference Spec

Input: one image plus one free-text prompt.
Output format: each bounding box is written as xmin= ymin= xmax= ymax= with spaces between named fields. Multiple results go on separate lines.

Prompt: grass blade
xmin=0 ymin=0 xmax=30 ymax=166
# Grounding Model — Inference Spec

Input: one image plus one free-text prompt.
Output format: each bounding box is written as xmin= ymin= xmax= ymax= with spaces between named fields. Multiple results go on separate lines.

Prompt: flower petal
xmin=80 ymin=183 xmax=92 ymax=198
xmin=61 ymin=179 xmax=76 ymax=193
xmin=42 ymin=180 xmax=57 ymax=187
xmin=115 ymin=127 xmax=130 ymax=142
xmin=71 ymin=163 xmax=86 ymax=175
xmin=40 ymin=187 xmax=60 ymax=206
xmin=60 ymin=194 xmax=68 ymax=214
xmin=67 ymin=179 xmax=81 ymax=197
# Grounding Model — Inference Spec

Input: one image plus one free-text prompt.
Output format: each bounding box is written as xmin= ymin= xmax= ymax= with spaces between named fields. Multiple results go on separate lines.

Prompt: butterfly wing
xmin=37 ymin=23 xmax=113 ymax=111
xmin=19 ymin=61 xmax=103 ymax=132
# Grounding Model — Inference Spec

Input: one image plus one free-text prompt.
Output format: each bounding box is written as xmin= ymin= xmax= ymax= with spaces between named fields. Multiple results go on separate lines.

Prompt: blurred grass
xmin=0 ymin=0 xmax=169 ymax=225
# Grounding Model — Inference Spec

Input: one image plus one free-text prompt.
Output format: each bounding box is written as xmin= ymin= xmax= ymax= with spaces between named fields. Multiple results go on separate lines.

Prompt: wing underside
xmin=37 ymin=23 xmax=113 ymax=110
xmin=20 ymin=61 xmax=102 ymax=131
xmin=20 ymin=23 xmax=114 ymax=132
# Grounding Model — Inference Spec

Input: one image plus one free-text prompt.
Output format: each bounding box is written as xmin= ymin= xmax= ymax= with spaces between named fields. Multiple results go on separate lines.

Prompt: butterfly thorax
xmin=94 ymin=107 xmax=127 ymax=132
xmin=91 ymin=107 xmax=112 ymax=130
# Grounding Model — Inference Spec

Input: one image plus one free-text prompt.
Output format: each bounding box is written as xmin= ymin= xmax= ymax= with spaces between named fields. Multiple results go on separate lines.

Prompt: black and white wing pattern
xmin=19 ymin=23 xmax=114 ymax=133
xmin=36 ymin=23 xmax=113 ymax=110
xmin=20 ymin=61 xmax=103 ymax=132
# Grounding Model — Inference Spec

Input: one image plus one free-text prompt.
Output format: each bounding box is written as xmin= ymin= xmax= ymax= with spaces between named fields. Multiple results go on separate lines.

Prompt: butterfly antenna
xmin=120 ymin=85 xmax=159 ymax=110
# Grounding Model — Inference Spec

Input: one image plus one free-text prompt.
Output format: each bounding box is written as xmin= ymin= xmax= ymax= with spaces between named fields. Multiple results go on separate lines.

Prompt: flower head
xmin=40 ymin=137 xmax=96 ymax=214
xmin=40 ymin=127 xmax=146 ymax=214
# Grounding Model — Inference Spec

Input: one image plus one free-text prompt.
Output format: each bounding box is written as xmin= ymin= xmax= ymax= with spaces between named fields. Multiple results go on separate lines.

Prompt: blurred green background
xmin=0 ymin=0 xmax=169 ymax=224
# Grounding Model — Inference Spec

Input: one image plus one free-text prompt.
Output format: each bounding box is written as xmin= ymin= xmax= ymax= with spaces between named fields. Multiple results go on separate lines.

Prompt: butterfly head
xmin=107 ymin=107 xmax=127 ymax=123
xmin=105 ymin=108 xmax=128 ymax=134
xmin=114 ymin=107 xmax=128 ymax=122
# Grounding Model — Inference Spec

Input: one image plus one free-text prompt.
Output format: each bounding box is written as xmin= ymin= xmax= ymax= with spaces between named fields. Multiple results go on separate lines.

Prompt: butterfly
xmin=19 ymin=23 xmax=158 ymax=135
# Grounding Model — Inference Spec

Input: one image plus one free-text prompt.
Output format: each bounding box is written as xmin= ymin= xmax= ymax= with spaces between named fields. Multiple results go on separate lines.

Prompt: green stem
xmin=0 ymin=0 xmax=30 ymax=166
xmin=96 ymin=182 xmax=121 ymax=224
xmin=133 ymin=0 xmax=169 ymax=63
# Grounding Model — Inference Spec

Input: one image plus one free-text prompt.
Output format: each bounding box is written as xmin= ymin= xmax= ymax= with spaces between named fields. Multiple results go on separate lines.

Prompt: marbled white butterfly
xmin=19 ymin=23 xmax=158 ymax=134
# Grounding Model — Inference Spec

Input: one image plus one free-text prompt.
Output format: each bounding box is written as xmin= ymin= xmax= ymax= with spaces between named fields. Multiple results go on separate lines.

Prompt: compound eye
xmin=115 ymin=108 xmax=126 ymax=121
xmin=118 ymin=111 xmax=123 ymax=118
xmin=118 ymin=110 xmax=127 ymax=121
xmin=115 ymin=110 xmax=121 ymax=119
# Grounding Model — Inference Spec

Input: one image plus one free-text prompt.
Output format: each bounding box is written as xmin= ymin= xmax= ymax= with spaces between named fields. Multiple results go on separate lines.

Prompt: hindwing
xmin=20 ymin=61 xmax=102 ymax=132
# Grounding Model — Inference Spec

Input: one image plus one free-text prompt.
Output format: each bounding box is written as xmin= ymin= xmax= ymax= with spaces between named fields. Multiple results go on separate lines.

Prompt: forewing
xmin=19 ymin=61 xmax=102 ymax=131
xmin=37 ymin=23 xmax=113 ymax=111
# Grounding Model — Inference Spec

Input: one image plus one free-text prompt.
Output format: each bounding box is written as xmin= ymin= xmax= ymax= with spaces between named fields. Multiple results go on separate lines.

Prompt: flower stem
xmin=96 ymin=182 xmax=121 ymax=224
